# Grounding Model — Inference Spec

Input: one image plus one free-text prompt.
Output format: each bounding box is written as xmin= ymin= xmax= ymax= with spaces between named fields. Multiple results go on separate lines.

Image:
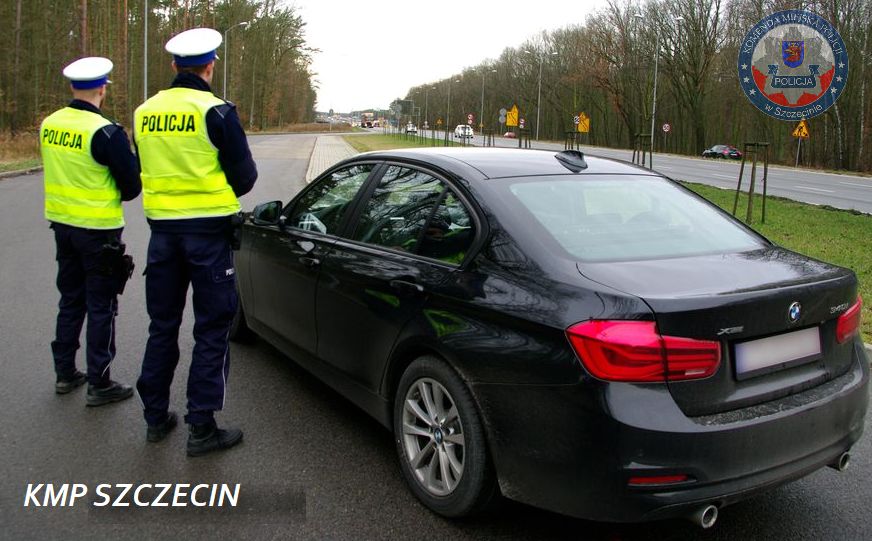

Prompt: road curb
xmin=0 ymin=166 xmax=42 ymax=180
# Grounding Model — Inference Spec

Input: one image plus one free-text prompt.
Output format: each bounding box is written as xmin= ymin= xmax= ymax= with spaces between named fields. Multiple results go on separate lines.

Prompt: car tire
xmin=393 ymin=355 xmax=498 ymax=517
xmin=229 ymin=291 xmax=255 ymax=343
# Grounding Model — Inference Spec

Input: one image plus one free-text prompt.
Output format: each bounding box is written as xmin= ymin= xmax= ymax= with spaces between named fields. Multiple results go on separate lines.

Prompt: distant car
xmin=503 ymin=131 xmax=517 ymax=139
xmin=454 ymin=124 xmax=474 ymax=138
xmin=702 ymin=145 xmax=742 ymax=159
xmin=405 ymin=123 xmax=418 ymax=134
xmin=236 ymin=147 xmax=867 ymax=525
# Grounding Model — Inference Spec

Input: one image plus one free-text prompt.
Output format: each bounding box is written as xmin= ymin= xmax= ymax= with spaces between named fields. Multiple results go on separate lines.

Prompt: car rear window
xmin=503 ymin=176 xmax=764 ymax=261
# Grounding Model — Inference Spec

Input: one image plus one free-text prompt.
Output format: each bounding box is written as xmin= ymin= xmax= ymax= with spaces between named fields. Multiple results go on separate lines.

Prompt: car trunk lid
xmin=577 ymin=247 xmax=858 ymax=416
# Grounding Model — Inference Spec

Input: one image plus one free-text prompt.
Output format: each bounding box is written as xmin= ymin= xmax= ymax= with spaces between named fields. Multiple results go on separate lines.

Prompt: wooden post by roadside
xmin=732 ymin=142 xmax=770 ymax=224
xmin=632 ymin=133 xmax=651 ymax=167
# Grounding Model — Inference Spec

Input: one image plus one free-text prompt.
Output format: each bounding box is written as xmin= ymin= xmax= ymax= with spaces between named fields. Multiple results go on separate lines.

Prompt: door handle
xmin=390 ymin=279 xmax=424 ymax=295
xmin=299 ymin=256 xmax=320 ymax=269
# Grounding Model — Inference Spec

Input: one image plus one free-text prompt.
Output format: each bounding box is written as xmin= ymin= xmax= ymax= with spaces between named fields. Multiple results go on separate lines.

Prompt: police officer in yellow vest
xmin=42 ymin=57 xmax=141 ymax=404
xmin=134 ymin=28 xmax=257 ymax=455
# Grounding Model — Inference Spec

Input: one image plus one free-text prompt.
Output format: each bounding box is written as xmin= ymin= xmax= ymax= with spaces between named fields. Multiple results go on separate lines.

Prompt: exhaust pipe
xmin=688 ymin=504 xmax=718 ymax=529
xmin=828 ymin=452 xmax=850 ymax=472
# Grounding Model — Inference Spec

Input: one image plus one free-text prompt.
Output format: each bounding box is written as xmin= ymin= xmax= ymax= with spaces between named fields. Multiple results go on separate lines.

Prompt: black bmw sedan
xmin=233 ymin=147 xmax=867 ymax=526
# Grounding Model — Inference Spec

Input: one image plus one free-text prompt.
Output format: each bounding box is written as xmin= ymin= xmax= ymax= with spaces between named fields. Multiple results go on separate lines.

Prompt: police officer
xmin=134 ymin=28 xmax=257 ymax=456
xmin=42 ymin=57 xmax=141 ymax=405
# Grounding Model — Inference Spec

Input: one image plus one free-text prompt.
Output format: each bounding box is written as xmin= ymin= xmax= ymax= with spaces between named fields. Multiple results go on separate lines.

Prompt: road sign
xmin=423 ymin=121 xmax=429 ymax=129
xmin=499 ymin=108 xmax=507 ymax=116
xmin=467 ymin=113 xmax=474 ymax=125
xmin=577 ymin=111 xmax=590 ymax=133
xmin=573 ymin=115 xmax=579 ymax=125
xmin=792 ymin=119 xmax=809 ymax=139
xmin=499 ymin=115 xmax=506 ymax=124
xmin=662 ymin=123 xmax=671 ymax=133
xmin=436 ymin=118 xmax=443 ymax=127
xmin=520 ymin=118 xmax=526 ymax=129
xmin=506 ymin=105 xmax=519 ymax=127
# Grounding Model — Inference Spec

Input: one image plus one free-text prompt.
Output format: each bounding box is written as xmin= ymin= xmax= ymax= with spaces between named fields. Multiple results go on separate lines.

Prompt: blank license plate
xmin=734 ymin=326 xmax=821 ymax=380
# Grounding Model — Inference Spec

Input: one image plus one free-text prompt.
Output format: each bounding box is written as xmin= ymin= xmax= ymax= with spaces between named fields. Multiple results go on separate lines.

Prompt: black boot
xmin=86 ymin=380 xmax=134 ymax=407
xmin=147 ymin=411 xmax=178 ymax=442
xmin=187 ymin=421 xmax=243 ymax=457
xmin=56 ymin=370 xmax=87 ymax=394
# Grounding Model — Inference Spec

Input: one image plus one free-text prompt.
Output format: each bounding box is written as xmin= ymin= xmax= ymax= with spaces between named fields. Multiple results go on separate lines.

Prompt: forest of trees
xmin=404 ymin=0 xmax=871 ymax=172
xmin=0 ymin=0 xmax=316 ymax=136
xmin=2 ymin=1 xmax=868 ymax=173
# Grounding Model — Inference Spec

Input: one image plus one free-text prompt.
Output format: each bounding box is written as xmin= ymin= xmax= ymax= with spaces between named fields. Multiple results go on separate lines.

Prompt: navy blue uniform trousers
xmin=51 ymin=223 xmax=120 ymax=386
xmin=137 ymin=231 xmax=237 ymax=426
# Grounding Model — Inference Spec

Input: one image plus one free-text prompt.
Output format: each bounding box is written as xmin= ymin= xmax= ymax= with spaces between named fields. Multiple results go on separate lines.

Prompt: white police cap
xmin=62 ymin=57 xmax=113 ymax=90
xmin=165 ymin=28 xmax=222 ymax=67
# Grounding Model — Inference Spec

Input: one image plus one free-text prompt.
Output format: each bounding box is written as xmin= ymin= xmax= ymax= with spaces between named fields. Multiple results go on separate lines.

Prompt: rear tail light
xmin=836 ymin=297 xmax=862 ymax=344
xmin=566 ymin=320 xmax=721 ymax=382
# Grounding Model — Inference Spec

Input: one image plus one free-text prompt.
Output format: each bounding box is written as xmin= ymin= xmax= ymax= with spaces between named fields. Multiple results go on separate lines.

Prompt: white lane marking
xmin=793 ymin=185 xmax=834 ymax=193
xmin=712 ymin=173 xmax=734 ymax=179
xmin=839 ymin=182 xmax=872 ymax=188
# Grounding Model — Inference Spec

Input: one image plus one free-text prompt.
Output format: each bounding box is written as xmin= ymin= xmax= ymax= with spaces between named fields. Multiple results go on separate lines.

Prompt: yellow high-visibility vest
xmin=134 ymin=88 xmax=240 ymax=219
xmin=41 ymin=108 xmax=123 ymax=229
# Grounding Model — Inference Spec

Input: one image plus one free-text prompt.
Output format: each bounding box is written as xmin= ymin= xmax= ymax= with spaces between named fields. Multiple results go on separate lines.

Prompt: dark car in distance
xmin=233 ymin=148 xmax=867 ymax=527
xmin=702 ymin=144 xmax=743 ymax=159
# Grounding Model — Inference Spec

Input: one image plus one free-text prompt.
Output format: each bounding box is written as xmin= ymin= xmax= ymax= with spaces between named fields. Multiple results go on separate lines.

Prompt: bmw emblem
xmin=788 ymin=302 xmax=802 ymax=323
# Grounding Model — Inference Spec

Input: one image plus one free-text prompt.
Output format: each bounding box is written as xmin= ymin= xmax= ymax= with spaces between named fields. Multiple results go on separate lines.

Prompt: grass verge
xmin=0 ymin=158 xmax=40 ymax=173
xmin=343 ymin=133 xmax=462 ymax=153
xmin=0 ymin=131 xmax=40 ymax=173
xmin=684 ymin=183 xmax=871 ymax=342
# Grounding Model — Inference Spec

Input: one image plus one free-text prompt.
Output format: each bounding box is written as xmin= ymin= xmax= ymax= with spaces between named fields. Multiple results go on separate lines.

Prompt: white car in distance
xmin=454 ymin=124 xmax=474 ymax=138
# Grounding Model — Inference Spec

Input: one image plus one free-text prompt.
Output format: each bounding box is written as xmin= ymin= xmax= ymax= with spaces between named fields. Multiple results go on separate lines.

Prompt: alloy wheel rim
xmin=401 ymin=377 xmax=465 ymax=496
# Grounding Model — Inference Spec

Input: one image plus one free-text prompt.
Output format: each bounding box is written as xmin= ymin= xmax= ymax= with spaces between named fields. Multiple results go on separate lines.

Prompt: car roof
xmin=353 ymin=147 xmax=657 ymax=181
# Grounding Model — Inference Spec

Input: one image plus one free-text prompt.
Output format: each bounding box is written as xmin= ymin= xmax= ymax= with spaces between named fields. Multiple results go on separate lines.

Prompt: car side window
xmin=288 ymin=164 xmax=374 ymax=235
xmin=352 ymin=166 xmax=444 ymax=253
xmin=417 ymin=190 xmax=476 ymax=265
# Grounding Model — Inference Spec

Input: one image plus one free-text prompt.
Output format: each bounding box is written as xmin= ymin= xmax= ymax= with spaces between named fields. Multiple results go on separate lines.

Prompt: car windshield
xmin=501 ymin=175 xmax=764 ymax=262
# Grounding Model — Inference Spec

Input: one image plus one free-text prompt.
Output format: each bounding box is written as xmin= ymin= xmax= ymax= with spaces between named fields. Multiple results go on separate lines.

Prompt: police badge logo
xmin=738 ymin=10 xmax=848 ymax=121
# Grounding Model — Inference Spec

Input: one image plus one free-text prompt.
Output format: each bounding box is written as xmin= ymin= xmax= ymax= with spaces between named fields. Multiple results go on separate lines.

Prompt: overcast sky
xmin=290 ymin=0 xmax=609 ymax=113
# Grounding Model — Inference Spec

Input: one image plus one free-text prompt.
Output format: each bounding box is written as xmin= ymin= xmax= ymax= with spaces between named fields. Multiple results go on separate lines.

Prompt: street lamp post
xmin=525 ymin=49 xmax=558 ymax=140
xmin=407 ymin=99 xmax=416 ymax=130
xmin=425 ymin=86 xmax=435 ymax=132
xmin=478 ymin=68 xmax=497 ymax=142
xmin=446 ymin=80 xmax=452 ymax=134
xmin=223 ymin=21 xmax=250 ymax=100
xmin=446 ymin=78 xmax=459 ymax=134
xmin=649 ymin=32 xmax=659 ymax=162
xmin=635 ymin=14 xmax=683 ymax=168
xmin=143 ymin=0 xmax=148 ymax=100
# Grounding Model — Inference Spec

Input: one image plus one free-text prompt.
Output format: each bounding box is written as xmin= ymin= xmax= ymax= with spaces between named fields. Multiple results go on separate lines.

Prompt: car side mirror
xmin=252 ymin=201 xmax=283 ymax=226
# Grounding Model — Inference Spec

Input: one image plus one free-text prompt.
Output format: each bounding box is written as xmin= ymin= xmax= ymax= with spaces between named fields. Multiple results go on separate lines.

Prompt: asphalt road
xmin=1 ymin=132 xmax=870 ymax=540
xmin=406 ymin=128 xmax=872 ymax=214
